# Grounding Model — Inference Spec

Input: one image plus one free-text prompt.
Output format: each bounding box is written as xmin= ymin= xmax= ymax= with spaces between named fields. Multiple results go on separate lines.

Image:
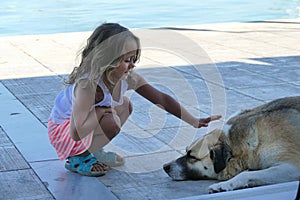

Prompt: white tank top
xmin=49 ymin=78 xmax=128 ymax=124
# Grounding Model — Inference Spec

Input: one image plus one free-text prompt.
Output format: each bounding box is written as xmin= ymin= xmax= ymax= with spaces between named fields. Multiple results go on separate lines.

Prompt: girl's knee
xmin=100 ymin=113 xmax=121 ymax=140
xmin=123 ymin=96 xmax=133 ymax=114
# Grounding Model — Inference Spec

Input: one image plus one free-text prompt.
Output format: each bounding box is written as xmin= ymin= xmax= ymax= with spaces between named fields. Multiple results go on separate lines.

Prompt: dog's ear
xmin=189 ymin=130 xmax=223 ymax=159
xmin=210 ymin=143 xmax=232 ymax=173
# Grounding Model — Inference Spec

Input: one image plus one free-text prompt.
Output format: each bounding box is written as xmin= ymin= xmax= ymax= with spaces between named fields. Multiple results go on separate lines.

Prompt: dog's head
xmin=163 ymin=129 xmax=232 ymax=180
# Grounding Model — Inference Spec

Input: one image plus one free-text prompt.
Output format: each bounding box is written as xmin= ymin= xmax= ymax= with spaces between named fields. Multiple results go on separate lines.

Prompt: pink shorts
xmin=48 ymin=119 xmax=93 ymax=160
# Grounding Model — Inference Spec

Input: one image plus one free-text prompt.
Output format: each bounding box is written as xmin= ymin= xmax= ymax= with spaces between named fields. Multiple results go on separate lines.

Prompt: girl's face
xmin=110 ymin=39 xmax=138 ymax=83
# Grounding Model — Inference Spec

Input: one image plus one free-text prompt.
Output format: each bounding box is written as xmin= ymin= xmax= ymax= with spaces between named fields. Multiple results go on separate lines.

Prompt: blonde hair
xmin=65 ymin=23 xmax=141 ymax=87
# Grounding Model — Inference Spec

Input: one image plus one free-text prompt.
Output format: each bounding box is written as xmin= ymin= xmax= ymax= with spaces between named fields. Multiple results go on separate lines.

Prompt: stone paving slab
xmin=0 ymin=127 xmax=54 ymax=200
xmin=0 ymin=19 xmax=299 ymax=199
xmin=0 ymin=169 xmax=54 ymax=200
xmin=31 ymin=160 xmax=117 ymax=200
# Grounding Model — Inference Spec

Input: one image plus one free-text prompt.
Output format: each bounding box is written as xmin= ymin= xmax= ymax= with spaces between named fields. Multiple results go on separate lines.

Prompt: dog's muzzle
xmin=163 ymin=163 xmax=171 ymax=173
xmin=163 ymin=160 xmax=187 ymax=181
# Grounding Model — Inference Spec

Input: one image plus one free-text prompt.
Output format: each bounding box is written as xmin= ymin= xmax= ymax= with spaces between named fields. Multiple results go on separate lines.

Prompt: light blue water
xmin=1 ymin=0 xmax=299 ymax=36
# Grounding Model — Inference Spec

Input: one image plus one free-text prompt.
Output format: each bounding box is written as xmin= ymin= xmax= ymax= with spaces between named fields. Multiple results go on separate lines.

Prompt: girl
xmin=48 ymin=23 xmax=221 ymax=177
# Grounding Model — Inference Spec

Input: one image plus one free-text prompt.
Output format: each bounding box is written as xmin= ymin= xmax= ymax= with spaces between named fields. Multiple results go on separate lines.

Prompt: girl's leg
xmin=88 ymin=96 xmax=132 ymax=153
xmin=114 ymin=96 xmax=133 ymax=128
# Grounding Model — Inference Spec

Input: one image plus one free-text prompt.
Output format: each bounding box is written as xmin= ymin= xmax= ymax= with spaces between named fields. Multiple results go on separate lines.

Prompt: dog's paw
xmin=208 ymin=181 xmax=234 ymax=193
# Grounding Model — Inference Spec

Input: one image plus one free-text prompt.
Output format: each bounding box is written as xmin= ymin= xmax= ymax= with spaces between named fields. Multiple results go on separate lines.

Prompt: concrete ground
xmin=0 ymin=19 xmax=299 ymax=200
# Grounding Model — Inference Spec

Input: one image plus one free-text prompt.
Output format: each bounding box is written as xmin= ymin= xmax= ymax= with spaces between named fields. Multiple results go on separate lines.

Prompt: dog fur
xmin=163 ymin=96 xmax=300 ymax=193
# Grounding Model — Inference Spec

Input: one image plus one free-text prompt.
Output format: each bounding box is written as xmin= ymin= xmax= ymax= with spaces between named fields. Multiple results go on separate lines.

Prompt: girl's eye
xmin=124 ymin=56 xmax=137 ymax=63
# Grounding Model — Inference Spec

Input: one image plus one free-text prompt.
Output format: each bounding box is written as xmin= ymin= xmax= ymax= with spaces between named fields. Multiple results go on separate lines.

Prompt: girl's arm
xmin=70 ymin=81 xmax=111 ymax=140
xmin=131 ymin=73 xmax=221 ymax=128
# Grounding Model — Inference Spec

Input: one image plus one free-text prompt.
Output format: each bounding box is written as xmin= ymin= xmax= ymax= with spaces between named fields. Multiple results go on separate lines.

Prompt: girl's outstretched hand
xmin=195 ymin=115 xmax=222 ymax=128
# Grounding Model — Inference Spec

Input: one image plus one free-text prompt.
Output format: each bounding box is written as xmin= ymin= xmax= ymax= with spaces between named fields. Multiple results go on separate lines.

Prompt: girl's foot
xmin=65 ymin=154 xmax=109 ymax=177
xmin=94 ymin=148 xmax=125 ymax=167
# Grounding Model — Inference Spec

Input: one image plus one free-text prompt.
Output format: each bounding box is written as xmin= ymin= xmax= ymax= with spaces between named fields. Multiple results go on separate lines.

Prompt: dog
xmin=163 ymin=96 xmax=300 ymax=193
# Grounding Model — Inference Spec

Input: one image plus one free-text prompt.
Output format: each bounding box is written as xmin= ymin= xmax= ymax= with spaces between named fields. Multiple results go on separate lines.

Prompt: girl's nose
xmin=129 ymin=62 xmax=135 ymax=69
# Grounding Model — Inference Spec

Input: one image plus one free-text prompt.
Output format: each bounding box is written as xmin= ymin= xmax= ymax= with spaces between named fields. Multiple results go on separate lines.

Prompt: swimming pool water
xmin=1 ymin=0 xmax=299 ymax=36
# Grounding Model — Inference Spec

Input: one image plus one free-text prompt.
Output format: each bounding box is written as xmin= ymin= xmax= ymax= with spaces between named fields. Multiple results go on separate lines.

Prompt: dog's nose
xmin=163 ymin=164 xmax=171 ymax=173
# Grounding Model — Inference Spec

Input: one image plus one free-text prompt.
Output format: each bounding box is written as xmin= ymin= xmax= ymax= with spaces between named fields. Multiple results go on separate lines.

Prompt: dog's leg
xmin=209 ymin=163 xmax=300 ymax=193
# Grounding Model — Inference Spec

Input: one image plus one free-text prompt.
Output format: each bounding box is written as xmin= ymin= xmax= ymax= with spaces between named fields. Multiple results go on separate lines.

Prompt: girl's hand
xmin=195 ymin=115 xmax=222 ymax=128
xmin=95 ymin=106 xmax=116 ymax=121
xmin=102 ymin=107 xmax=115 ymax=114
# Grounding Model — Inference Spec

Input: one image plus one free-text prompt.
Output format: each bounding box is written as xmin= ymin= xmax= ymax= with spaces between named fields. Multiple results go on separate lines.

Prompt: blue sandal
xmin=94 ymin=148 xmax=125 ymax=167
xmin=65 ymin=154 xmax=107 ymax=177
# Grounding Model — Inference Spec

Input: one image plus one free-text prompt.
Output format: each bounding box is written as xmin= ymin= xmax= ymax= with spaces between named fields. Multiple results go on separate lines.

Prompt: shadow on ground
xmin=1 ymin=55 xmax=299 ymax=199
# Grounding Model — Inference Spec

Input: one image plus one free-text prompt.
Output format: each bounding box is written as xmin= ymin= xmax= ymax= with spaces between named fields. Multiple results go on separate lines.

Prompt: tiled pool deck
xmin=0 ymin=19 xmax=299 ymax=200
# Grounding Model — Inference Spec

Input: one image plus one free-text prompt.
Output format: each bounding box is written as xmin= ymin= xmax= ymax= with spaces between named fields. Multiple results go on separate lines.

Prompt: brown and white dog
xmin=163 ymin=96 xmax=300 ymax=193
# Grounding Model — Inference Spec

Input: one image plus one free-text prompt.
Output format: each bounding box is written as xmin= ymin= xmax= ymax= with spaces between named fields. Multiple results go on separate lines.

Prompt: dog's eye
xmin=187 ymin=151 xmax=200 ymax=162
xmin=188 ymin=156 xmax=198 ymax=163
xmin=189 ymin=156 xmax=197 ymax=160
